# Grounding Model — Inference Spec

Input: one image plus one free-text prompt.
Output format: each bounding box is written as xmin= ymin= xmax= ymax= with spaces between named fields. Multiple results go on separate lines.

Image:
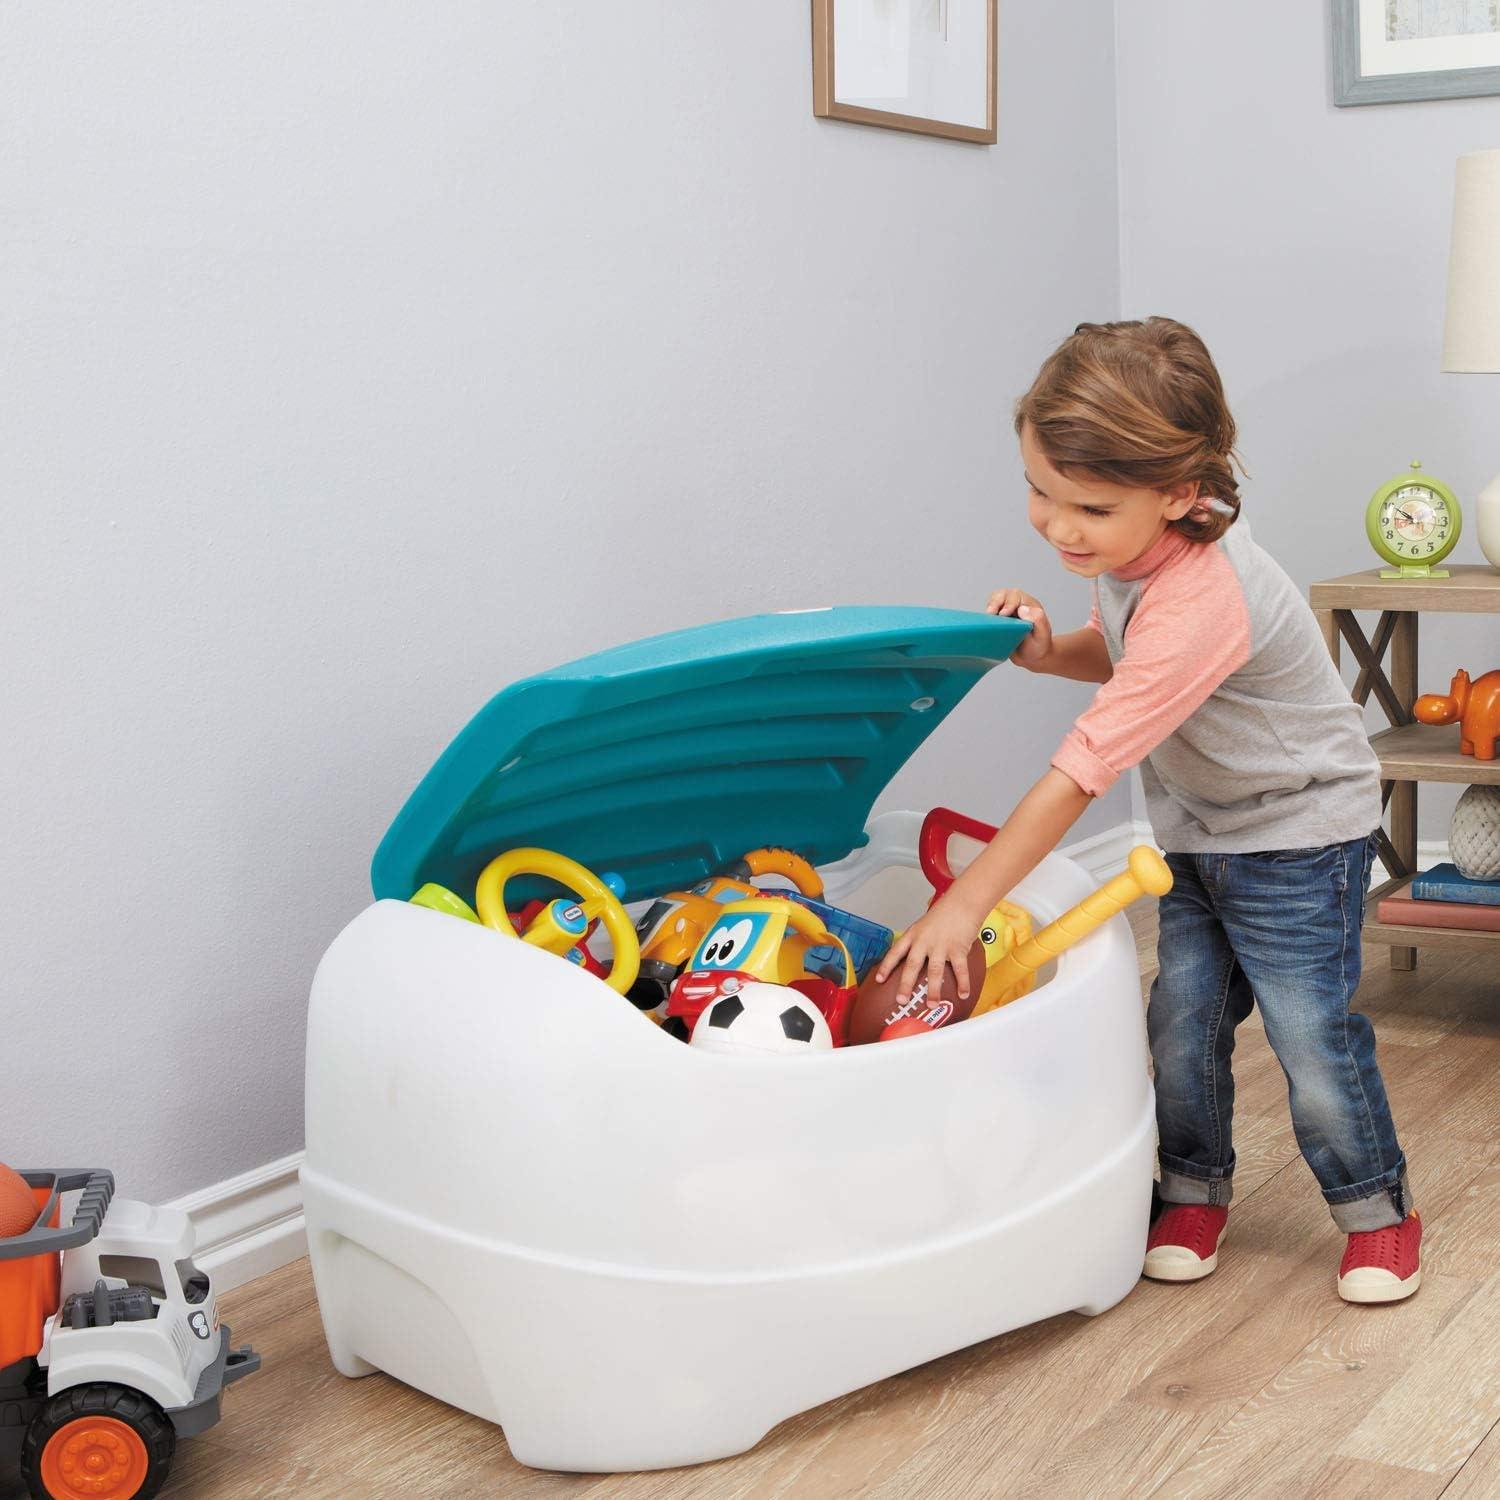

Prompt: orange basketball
xmin=0 ymin=1163 xmax=38 ymax=1237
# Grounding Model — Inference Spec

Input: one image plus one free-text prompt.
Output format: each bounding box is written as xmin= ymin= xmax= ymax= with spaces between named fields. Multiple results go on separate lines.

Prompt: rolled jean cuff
xmin=1324 ymin=1162 xmax=1412 ymax=1233
xmin=1157 ymin=1159 xmax=1234 ymax=1209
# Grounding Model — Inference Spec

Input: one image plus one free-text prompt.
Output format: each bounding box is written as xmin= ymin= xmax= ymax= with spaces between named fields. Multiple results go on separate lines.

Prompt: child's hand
xmin=986 ymin=588 xmax=1053 ymax=669
xmin=874 ymin=891 xmax=983 ymax=1005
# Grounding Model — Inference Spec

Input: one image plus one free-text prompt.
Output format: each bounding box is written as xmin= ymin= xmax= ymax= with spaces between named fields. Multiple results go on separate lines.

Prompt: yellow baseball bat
xmin=971 ymin=846 xmax=1173 ymax=1016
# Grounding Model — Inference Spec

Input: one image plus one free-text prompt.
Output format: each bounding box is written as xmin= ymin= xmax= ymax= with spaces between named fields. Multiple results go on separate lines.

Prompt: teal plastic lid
xmin=371 ymin=606 xmax=1029 ymax=904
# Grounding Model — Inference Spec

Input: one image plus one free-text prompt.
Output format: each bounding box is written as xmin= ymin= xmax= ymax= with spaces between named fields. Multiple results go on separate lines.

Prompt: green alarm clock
xmin=1366 ymin=461 xmax=1463 ymax=579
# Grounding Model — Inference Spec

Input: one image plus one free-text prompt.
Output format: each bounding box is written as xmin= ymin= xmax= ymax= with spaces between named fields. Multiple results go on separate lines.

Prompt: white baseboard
xmin=171 ymin=824 xmax=1447 ymax=1294
xmin=1059 ymin=818 xmax=1157 ymax=882
xmin=167 ymin=1150 xmax=307 ymax=1294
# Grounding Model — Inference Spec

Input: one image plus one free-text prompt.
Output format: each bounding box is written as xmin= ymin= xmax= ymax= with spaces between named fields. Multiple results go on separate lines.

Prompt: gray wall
xmin=2 ymin=3 xmax=1122 ymax=1198
xmin=1116 ymin=0 xmax=1500 ymax=842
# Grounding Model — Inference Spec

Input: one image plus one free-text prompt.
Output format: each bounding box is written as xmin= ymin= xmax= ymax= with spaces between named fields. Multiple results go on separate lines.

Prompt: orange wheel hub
xmin=39 ymin=1416 xmax=150 ymax=1499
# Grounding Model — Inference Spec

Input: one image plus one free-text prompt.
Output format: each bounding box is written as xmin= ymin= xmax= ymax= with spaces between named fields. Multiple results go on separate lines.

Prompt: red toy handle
xmin=918 ymin=806 xmax=1000 ymax=896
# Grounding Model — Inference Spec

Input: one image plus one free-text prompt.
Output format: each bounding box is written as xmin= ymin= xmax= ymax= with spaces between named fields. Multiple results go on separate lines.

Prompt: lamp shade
xmin=1444 ymin=148 xmax=1500 ymax=374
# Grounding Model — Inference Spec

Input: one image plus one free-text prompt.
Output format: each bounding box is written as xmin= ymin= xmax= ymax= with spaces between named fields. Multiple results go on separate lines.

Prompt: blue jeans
xmin=1149 ymin=831 xmax=1411 ymax=1233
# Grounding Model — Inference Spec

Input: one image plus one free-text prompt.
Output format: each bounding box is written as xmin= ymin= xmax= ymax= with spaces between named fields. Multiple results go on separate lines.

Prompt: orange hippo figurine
xmin=1414 ymin=668 xmax=1500 ymax=760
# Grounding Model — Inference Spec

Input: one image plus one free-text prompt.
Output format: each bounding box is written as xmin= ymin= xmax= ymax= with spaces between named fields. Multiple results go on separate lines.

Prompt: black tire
xmin=20 ymin=1383 xmax=176 ymax=1500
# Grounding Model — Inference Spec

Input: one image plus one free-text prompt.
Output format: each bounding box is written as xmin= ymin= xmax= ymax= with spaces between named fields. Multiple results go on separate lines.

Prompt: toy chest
xmin=302 ymin=607 xmax=1156 ymax=1473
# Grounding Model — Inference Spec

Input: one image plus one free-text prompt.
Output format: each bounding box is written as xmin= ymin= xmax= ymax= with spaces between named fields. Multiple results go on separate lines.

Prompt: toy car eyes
xmin=701 ymin=919 xmax=753 ymax=966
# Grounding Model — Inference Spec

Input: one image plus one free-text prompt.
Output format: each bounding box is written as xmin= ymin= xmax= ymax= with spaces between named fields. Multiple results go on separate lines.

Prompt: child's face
xmin=1019 ymin=423 xmax=1198 ymax=578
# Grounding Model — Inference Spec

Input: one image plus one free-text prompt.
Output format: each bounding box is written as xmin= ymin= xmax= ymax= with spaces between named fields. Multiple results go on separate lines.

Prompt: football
xmin=690 ymin=982 xmax=833 ymax=1056
xmin=845 ymin=939 xmax=988 ymax=1045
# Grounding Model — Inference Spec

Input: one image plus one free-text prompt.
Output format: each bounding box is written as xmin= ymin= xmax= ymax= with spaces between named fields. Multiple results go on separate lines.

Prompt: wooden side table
xmin=1309 ymin=564 xmax=1500 ymax=971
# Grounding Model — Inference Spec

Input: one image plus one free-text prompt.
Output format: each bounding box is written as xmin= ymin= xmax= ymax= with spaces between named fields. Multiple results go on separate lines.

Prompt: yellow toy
xmin=665 ymin=894 xmax=856 ymax=1043
xmin=404 ymin=847 xmax=644 ymax=998
xmin=471 ymin=848 xmax=641 ymax=997
xmin=971 ymin=846 xmax=1173 ymax=1016
xmin=973 ymin=897 xmax=1037 ymax=1010
xmin=631 ymin=847 xmax=824 ymax=1009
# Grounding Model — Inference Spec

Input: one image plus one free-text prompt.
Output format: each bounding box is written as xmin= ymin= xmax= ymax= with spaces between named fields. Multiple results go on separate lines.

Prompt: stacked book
xmin=1377 ymin=862 xmax=1500 ymax=932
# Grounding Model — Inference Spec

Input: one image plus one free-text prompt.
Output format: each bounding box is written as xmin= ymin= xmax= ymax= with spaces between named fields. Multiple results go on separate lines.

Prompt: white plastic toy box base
xmin=302 ymin=813 xmax=1155 ymax=1474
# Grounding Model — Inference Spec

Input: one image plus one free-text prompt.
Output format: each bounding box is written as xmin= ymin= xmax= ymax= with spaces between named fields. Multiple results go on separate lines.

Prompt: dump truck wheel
xmin=21 ymin=1384 xmax=175 ymax=1500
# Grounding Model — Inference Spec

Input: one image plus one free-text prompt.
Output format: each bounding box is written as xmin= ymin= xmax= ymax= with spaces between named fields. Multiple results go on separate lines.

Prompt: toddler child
xmin=876 ymin=317 xmax=1420 ymax=1304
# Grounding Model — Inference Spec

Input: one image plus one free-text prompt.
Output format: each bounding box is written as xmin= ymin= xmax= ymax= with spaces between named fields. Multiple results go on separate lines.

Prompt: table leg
xmin=1316 ymin=608 xmax=1339 ymax=671
xmin=1388 ymin=612 xmax=1419 ymax=972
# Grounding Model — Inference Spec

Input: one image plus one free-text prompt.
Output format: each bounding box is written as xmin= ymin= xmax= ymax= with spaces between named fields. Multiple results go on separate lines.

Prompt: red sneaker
xmin=1143 ymin=1204 xmax=1229 ymax=1281
xmin=1338 ymin=1211 xmax=1422 ymax=1304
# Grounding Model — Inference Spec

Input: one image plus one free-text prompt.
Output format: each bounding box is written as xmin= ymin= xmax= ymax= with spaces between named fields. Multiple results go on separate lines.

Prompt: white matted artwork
xmin=812 ymin=0 xmax=997 ymax=144
xmin=1333 ymin=0 xmax=1500 ymax=102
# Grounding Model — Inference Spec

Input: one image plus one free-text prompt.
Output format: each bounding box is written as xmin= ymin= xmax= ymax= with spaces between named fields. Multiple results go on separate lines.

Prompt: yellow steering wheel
xmin=473 ymin=847 xmax=641 ymax=997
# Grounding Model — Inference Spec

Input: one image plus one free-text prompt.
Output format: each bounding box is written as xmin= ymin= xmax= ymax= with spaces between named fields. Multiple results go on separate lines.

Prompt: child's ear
xmin=1162 ymin=481 xmax=1200 ymax=521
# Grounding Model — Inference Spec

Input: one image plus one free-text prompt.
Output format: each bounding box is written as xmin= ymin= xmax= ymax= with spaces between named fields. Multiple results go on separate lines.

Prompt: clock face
xmin=1376 ymin=484 xmax=1455 ymax=561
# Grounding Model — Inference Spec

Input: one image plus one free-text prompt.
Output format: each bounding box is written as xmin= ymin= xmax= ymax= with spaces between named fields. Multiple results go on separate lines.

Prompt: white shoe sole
xmin=1142 ymin=1232 xmax=1224 ymax=1282
xmin=1338 ymin=1262 xmax=1422 ymax=1304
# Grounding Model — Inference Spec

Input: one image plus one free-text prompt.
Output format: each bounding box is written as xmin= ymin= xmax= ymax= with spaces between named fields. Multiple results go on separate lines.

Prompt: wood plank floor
xmin=10 ymin=908 xmax=1496 ymax=1499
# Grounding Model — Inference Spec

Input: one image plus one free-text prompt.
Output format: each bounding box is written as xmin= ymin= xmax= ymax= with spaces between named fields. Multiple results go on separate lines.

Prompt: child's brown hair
xmin=1015 ymin=317 xmax=1244 ymax=543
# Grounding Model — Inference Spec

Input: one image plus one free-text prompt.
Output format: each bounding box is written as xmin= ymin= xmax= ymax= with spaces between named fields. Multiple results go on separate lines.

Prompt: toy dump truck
xmin=1 ymin=1168 xmax=260 ymax=1500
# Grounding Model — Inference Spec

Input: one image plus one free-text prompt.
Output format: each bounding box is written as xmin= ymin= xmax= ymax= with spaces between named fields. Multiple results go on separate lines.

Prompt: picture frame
xmin=812 ymin=0 xmax=998 ymax=145
xmin=1333 ymin=0 xmax=1500 ymax=106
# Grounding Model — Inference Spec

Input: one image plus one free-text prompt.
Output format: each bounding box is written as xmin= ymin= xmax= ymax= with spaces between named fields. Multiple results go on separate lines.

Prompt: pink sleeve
xmin=1051 ymin=545 xmax=1251 ymax=797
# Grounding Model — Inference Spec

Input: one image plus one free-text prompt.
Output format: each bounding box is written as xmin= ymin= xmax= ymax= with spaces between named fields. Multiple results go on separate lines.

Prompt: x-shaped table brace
xmin=1327 ymin=607 xmax=1416 ymax=888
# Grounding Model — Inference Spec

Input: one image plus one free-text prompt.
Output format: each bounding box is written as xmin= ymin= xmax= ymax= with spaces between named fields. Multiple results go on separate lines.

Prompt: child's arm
xmin=987 ymin=589 xmax=1112 ymax=683
xmin=875 ymin=767 xmax=1092 ymax=1004
xmin=1028 ymin=627 xmax=1113 ymax=683
xmin=880 ymin=551 xmax=1249 ymax=1003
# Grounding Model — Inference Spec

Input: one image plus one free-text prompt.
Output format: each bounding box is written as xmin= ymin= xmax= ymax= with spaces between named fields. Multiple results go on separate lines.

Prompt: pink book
xmin=1376 ymin=894 xmax=1500 ymax=932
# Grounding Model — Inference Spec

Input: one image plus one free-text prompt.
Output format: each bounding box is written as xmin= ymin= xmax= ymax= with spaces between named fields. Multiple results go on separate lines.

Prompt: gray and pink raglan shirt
xmin=1050 ymin=520 xmax=1383 ymax=853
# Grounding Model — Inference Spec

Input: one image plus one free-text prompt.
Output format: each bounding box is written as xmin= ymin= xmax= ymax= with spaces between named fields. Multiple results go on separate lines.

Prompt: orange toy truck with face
xmin=664 ymin=896 xmax=856 ymax=1045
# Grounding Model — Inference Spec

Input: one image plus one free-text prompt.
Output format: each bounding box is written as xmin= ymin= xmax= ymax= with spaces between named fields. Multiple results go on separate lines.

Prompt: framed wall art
xmin=1333 ymin=0 xmax=1500 ymax=105
xmin=812 ymin=0 xmax=997 ymax=144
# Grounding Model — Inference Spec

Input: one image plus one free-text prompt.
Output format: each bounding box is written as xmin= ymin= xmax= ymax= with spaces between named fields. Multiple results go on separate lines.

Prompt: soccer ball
xmin=689 ymin=982 xmax=833 ymax=1056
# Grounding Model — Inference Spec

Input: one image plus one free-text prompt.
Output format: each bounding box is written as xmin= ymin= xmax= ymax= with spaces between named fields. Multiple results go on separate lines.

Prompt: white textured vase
xmin=1478 ymin=470 xmax=1500 ymax=574
xmin=1451 ymin=783 xmax=1500 ymax=881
